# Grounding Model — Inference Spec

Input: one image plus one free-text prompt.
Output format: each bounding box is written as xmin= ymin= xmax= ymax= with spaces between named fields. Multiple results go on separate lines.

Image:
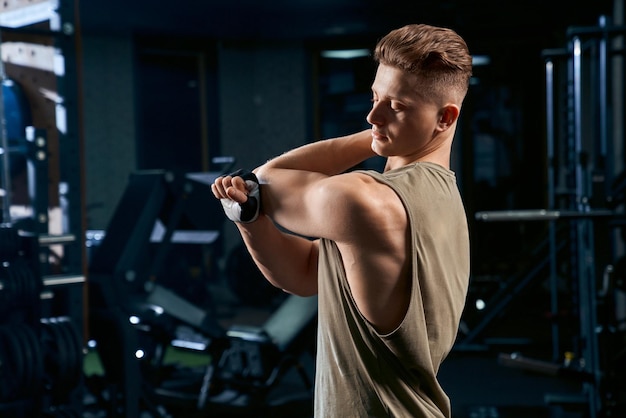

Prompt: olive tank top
xmin=314 ymin=162 xmax=470 ymax=417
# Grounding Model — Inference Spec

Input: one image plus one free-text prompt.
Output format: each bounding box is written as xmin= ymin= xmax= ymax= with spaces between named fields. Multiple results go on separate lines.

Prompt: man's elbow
xmin=275 ymin=280 xmax=318 ymax=298
xmin=284 ymin=287 xmax=318 ymax=298
xmin=253 ymin=162 xmax=274 ymax=183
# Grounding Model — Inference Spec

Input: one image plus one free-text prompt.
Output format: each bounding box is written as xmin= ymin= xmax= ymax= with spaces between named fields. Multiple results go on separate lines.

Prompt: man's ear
xmin=437 ymin=104 xmax=460 ymax=131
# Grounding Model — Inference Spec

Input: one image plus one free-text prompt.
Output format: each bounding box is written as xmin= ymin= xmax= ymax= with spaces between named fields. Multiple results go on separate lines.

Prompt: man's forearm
xmin=218 ymin=131 xmax=372 ymax=296
xmin=256 ymin=129 xmax=375 ymax=177
xmin=235 ymin=214 xmax=319 ymax=297
xmin=249 ymin=129 xmax=375 ymax=234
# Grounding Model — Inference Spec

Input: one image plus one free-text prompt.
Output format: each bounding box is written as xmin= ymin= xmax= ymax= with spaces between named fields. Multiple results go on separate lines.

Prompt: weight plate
xmin=57 ymin=318 xmax=81 ymax=389
xmin=12 ymin=325 xmax=34 ymax=393
xmin=0 ymin=329 xmax=12 ymax=400
xmin=10 ymin=325 xmax=28 ymax=393
xmin=39 ymin=320 xmax=56 ymax=384
xmin=0 ymin=325 xmax=25 ymax=399
xmin=41 ymin=319 xmax=68 ymax=393
xmin=59 ymin=319 xmax=77 ymax=390
xmin=51 ymin=319 xmax=71 ymax=391
xmin=21 ymin=323 xmax=44 ymax=396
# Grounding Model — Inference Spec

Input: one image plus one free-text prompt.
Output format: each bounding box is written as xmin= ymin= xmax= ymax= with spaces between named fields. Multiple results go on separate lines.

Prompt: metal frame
xmin=462 ymin=15 xmax=626 ymax=418
xmin=0 ymin=1 xmax=86 ymax=416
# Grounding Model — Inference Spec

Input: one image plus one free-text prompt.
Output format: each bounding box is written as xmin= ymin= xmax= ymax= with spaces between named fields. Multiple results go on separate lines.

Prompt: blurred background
xmin=0 ymin=0 xmax=624 ymax=417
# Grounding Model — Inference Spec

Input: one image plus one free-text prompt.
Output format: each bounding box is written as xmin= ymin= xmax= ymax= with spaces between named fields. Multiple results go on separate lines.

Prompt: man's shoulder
xmin=321 ymin=171 xmax=405 ymax=231
xmin=324 ymin=171 xmax=394 ymax=202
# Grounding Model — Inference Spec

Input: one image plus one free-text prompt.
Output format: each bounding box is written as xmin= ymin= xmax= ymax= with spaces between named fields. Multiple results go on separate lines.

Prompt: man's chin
xmin=371 ymin=141 xmax=390 ymax=157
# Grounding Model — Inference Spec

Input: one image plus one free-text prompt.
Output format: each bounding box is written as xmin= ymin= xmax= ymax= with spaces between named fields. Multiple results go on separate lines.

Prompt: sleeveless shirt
xmin=314 ymin=162 xmax=470 ymax=417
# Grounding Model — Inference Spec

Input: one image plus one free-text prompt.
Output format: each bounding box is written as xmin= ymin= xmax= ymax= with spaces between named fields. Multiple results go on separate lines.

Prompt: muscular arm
xmin=213 ymin=129 xmax=377 ymax=296
xmin=235 ymin=215 xmax=320 ymax=296
xmin=215 ymin=130 xmax=410 ymax=332
xmin=255 ymin=129 xmax=376 ymax=238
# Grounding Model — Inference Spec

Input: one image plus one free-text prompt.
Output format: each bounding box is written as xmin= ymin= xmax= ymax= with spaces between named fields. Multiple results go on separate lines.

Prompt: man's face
xmin=366 ymin=64 xmax=444 ymax=163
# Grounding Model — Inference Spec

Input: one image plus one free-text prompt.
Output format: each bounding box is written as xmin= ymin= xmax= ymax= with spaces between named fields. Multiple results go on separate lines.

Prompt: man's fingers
xmin=212 ymin=175 xmax=249 ymax=202
xmin=226 ymin=186 xmax=248 ymax=204
xmin=211 ymin=176 xmax=230 ymax=199
xmin=214 ymin=170 xmax=261 ymax=224
xmin=231 ymin=176 xmax=249 ymax=192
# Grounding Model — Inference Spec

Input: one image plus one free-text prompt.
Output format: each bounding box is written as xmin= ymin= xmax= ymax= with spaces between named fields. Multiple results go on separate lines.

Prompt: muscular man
xmin=212 ymin=23 xmax=473 ymax=418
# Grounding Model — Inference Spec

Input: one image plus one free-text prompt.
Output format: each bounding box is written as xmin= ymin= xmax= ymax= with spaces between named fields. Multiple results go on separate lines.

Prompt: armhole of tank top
xmin=373 ymin=182 xmax=417 ymax=341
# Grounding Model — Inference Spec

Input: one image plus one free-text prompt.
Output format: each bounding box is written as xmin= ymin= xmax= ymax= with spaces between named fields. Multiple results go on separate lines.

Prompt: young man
xmin=212 ymin=23 xmax=472 ymax=418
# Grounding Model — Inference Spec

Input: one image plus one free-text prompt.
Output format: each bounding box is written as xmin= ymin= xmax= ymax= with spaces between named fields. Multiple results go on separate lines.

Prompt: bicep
xmin=260 ymin=170 xmax=373 ymax=242
xmin=256 ymin=167 xmax=329 ymax=235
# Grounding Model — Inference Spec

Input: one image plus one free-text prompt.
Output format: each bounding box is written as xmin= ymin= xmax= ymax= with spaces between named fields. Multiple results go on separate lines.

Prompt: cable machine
xmin=469 ymin=15 xmax=626 ymax=417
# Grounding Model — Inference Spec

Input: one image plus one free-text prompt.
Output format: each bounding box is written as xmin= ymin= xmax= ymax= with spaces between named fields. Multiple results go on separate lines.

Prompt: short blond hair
xmin=374 ymin=24 xmax=473 ymax=104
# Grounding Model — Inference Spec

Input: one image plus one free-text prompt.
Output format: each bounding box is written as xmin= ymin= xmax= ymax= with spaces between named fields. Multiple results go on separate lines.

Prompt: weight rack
xmin=0 ymin=1 xmax=87 ymax=416
xmin=0 ymin=226 xmax=85 ymax=417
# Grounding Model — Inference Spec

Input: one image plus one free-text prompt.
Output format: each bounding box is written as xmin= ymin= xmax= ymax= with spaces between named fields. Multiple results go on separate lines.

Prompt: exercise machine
xmin=86 ymin=169 xmax=317 ymax=417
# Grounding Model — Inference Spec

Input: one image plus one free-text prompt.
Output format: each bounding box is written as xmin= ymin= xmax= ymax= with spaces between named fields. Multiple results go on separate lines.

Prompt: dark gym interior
xmin=0 ymin=0 xmax=624 ymax=417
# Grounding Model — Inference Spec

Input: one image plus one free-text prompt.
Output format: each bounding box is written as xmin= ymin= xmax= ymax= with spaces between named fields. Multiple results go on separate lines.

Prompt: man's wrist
xmin=220 ymin=169 xmax=262 ymax=223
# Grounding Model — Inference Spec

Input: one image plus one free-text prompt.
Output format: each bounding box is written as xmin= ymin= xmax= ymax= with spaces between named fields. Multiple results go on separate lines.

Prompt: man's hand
xmin=211 ymin=170 xmax=261 ymax=223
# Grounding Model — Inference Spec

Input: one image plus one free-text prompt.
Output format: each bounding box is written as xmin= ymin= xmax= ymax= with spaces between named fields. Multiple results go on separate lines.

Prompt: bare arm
xmin=255 ymin=129 xmax=376 ymax=237
xmin=212 ymin=129 xmax=377 ymax=295
xmin=235 ymin=215 xmax=319 ymax=296
xmin=257 ymin=129 xmax=375 ymax=177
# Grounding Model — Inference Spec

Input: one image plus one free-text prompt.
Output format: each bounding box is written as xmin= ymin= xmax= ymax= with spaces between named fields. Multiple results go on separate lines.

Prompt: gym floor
xmin=440 ymin=353 xmax=587 ymax=418
xmin=209 ymin=278 xmax=594 ymax=418
xmin=179 ymin=281 xmax=594 ymax=417
xmin=81 ymin=275 xmax=602 ymax=418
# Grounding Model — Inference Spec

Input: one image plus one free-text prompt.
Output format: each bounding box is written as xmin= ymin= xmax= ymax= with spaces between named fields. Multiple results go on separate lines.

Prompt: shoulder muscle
xmin=307 ymin=172 xmax=403 ymax=243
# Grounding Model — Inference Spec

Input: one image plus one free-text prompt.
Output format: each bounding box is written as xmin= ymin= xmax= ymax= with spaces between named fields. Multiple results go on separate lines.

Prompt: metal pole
xmin=598 ymin=16 xmax=608 ymax=174
xmin=545 ymin=57 xmax=560 ymax=362
xmin=572 ymin=37 xmax=585 ymax=211
xmin=0 ymin=30 xmax=11 ymax=225
xmin=572 ymin=34 xmax=601 ymax=418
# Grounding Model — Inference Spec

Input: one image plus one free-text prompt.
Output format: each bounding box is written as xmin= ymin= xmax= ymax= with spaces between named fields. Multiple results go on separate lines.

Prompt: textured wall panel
xmin=218 ymin=42 xmax=311 ymax=254
xmin=218 ymin=42 xmax=309 ymax=171
xmin=82 ymin=34 xmax=136 ymax=230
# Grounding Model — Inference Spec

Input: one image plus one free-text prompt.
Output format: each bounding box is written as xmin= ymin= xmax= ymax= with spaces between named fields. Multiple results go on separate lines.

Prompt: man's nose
xmin=366 ymin=103 xmax=384 ymax=126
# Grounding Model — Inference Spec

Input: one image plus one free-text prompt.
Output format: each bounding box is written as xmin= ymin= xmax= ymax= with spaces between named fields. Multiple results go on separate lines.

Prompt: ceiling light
xmin=321 ymin=49 xmax=370 ymax=59
xmin=472 ymin=55 xmax=491 ymax=66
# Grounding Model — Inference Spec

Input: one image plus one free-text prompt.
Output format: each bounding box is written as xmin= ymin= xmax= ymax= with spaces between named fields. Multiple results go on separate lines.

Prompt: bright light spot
xmin=135 ymin=349 xmax=145 ymax=359
xmin=87 ymin=339 xmax=97 ymax=348
xmin=472 ymin=55 xmax=491 ymax=66
xmin=129 ymin=315 xmax=140 ymax=325
xmin=321 ymin=49 xmax=370 ymax=59
xmin=475 ymin=299 xmax=486 ymax=310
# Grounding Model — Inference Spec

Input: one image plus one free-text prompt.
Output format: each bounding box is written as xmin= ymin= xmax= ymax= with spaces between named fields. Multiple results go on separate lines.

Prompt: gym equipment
xmin=0 ymin=1 xmax=86 ymax=417
xmin=0 ymin=257 xmax=43 ymax=315
xmin=463 ymin=16 xmax=626 ymax=418
xmin=196 ymin=294 xmax=317 ymax=415
xmin=88 ymin=170 xmax=226 ymax=334
xmin=87 ymin=169 xmax=318 ymax=417
xmin=0 ymin=223 xmax=85 ymax=418
xmin=0 ymin=317 xmax=82 ymax=416
xmin=86 ymin=169 xmax=224 ymax=417
xmin=40 ymin=317 xmax=84 ymax=400
xmin=0 ymin=78 xmax=32 ymax=177
xmin=540 ymin=17 xmax=625 ymax=418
